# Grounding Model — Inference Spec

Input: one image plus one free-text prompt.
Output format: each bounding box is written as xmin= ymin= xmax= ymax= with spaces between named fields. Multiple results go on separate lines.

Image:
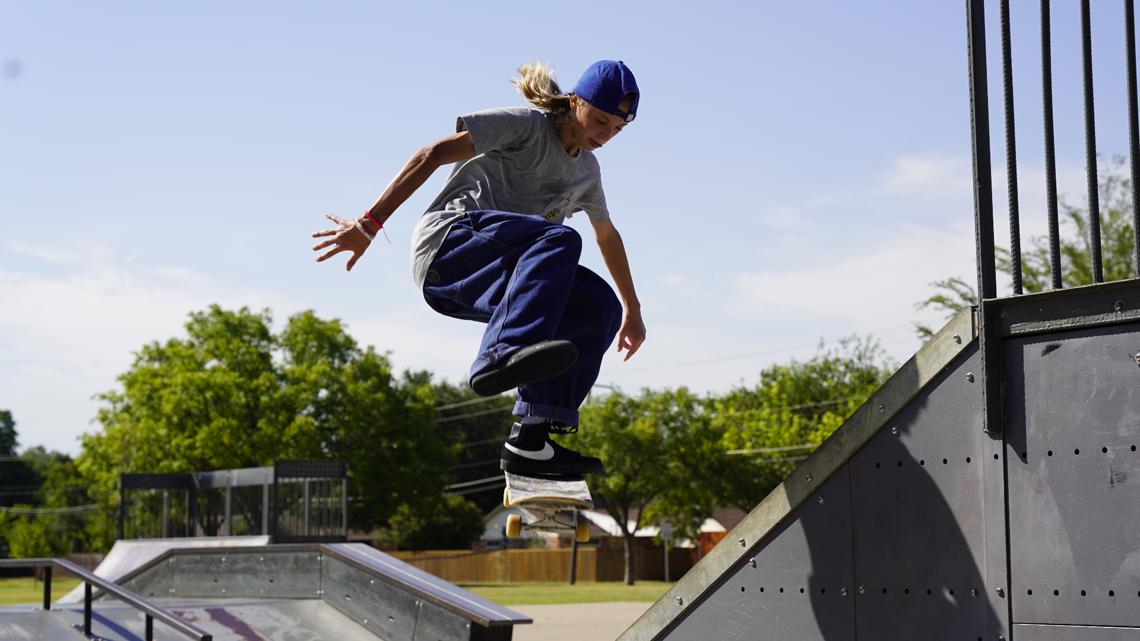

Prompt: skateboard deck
xmin=502 ymin=472 xmax=593 ymax=542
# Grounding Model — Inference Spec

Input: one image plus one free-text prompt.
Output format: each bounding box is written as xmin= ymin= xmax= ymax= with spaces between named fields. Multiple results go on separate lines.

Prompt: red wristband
xmin=361 ymin=211 xmax=383 ymax=233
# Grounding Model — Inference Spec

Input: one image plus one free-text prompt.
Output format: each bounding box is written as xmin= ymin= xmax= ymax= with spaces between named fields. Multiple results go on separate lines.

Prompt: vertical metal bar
xmin=42 ymin=566 xmax=52 ymax=610
xmin=1082 ymin=0 xmax=1105 ymax=282
xmin=262 ymin=481 xmax=270 ymax=536
xmin=146 ymin=614 xmax=154 ymax=641
xmin=119 ymin=482 xmax=126 ymax=541
xmin=969 ymin=0 xmax=998 ymax=300
xmin=303 ymin=479 xmax=311 ymax=537
xmin=162 ymin=490 xmax=170 ymax=539
xmin=1001 ymin=0 xmax=1024 ymax=294
xmin=1042 ymin=0 xmax=1064 ymax=288
xmin=84 ymin=582 xmax=92 ymax=636
xmin=569 ymin=511 xmax=580 ymax=585
xmin=337 ymin=476 xmax=346 ymax=536
xmin=1126 ymin=0 xmax=1140 ymax=275
xmin=224 ymin=484 xmax=232 ymax=537
xmin=188 ymin=484 xmax=197 ymax=537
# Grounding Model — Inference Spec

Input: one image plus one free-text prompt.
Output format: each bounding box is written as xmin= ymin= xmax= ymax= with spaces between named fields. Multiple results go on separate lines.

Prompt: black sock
xmin=507 ymin=418 xmax=548 ymax=449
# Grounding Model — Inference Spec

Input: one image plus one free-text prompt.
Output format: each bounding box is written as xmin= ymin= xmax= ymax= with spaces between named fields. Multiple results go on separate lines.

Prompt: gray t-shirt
xmin=409 ymin=106 xmax=610 ymax=289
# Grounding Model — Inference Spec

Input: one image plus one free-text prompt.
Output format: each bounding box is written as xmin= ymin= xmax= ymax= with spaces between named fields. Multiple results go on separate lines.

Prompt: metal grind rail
xmin=0 ymin=558 xmax=212 ymax=641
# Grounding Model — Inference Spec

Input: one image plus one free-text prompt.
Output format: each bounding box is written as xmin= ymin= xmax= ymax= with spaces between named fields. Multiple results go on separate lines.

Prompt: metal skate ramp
xmin=58 ymin=536 xmax=271 ymax=604
xmin=1 ymin=542 xmax=530 ymax=641
xmin=618 ymin=283 xmax=1140 ymax=640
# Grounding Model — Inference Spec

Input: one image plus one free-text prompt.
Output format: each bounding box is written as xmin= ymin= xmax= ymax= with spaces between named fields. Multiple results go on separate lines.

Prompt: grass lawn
xmin=459 ymin=581 xmax=672 ymax=605
xmin=0 ymin=577 xmax=83 ymax=606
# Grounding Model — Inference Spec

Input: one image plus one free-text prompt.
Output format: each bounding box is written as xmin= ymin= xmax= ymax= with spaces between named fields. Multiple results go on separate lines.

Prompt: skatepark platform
xmin=617 ymin=283 xmax=1140 ymax=640
xmin=0 ymin=541 xmax=530 ymax=640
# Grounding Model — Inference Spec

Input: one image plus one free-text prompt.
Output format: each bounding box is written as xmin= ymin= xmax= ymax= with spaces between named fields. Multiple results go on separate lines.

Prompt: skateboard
xmin=502 ymin=472 xmax=593 ymax=543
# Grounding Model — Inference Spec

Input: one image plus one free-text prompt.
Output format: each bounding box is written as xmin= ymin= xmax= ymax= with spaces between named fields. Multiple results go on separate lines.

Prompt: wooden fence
xmin=390 ymin=541 xmax=696 ymax=583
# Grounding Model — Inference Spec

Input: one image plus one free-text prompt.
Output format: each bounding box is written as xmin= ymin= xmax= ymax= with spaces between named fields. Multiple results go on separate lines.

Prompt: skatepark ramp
xmin=617 ymin=279 xmax=1140 ymax=641
xmin=0 ymin=542 xmax=530 ymax=640
xmin=619 ymin=0 xmax=1140 ymax=636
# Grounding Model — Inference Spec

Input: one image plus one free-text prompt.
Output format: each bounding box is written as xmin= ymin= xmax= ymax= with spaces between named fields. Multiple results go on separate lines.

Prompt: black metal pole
xmin=1042 ymin=0 xmax=1064 ymax=288
xmin=968 ymin=0 xmax=998 ymax=300
xmin=1001 ymin=0 xmax=1024 ymax=294
xmin=1126 ymin=0 xmax=1140 ymax=276
xmin=146 ymin=614 xmax=154 ymax=641
xmin=84 ymin=582 xmax=92 ymax=636
xmin=42 ymin=566 xmax=52 ymax=610
xmin=568 ymin=511 xmax=580 ymax=585
xmin=1082 ymin=0 xmax=1105 ymax=282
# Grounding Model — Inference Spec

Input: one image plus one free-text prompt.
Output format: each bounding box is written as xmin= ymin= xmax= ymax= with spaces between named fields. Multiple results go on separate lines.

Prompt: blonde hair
xmin=513 ymin=62 xmax=571 ymax=119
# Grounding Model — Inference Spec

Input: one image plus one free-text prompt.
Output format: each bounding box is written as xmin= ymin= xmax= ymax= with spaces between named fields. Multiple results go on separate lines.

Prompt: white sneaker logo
xmin=505 ymin=442 xmax=555 ymax=461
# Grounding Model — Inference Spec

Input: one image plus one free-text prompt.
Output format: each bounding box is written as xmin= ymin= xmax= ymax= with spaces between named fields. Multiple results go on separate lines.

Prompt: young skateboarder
xmin=312 ymin=60 xmax=645 ymax=478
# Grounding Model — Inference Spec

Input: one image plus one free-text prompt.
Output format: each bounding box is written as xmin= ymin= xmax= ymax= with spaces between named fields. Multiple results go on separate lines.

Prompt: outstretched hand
xmin=312 ymin=214 xmax=371 ymax=271
xmin=617 ymin=311 xmax=646 ymax=361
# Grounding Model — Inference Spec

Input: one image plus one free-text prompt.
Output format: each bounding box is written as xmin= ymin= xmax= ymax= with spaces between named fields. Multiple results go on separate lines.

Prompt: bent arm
xmin=362 ymin=131 xmax=476 ymax=230
xmin=591 ymin=217 xmax=646 ymax=360
xmin=592 ymin=218 xmax=641 ymax=312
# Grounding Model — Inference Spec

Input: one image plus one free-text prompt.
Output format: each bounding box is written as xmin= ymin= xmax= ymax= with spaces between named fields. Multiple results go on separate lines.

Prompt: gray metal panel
xmin=849 ymin=344 xmax=1001 ymax=640
xmin=1015 ymin=623 xmax=1140 ymax=640
xmin=618 ymin=308 xmax=976 ymax=641
xmin=413 ymin=601 xmax=475 ymax=641
xmin=1006 ymin=323 xmax=1140 ymax=626
xmin=322 ymin=554 xmax=423 ymax=641
xmin=166 ymin=550 xmax=321 ymax=599
xmin=58 ymin=599 xmax=384 ymax=641
xmin=324 ymin=543 xmax=530 ymax=627
xmin=995 ymin=279 xmax=1140 ymax=337
xmin=659 ymin=468 xmax=855 ymax=641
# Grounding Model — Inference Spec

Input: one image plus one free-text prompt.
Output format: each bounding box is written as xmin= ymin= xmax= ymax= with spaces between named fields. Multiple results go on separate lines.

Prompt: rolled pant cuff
xmin=513 ymin=401 xmax=579 ymax=426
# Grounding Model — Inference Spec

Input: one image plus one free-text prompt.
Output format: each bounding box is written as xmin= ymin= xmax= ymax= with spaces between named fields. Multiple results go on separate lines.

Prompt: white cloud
xmin=0 ymin=243 xmax=302 ymax=454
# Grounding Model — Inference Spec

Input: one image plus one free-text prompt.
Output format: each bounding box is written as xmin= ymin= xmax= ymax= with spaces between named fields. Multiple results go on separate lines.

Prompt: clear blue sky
xmin=2 ymin=1 xmax=1134 ymax=455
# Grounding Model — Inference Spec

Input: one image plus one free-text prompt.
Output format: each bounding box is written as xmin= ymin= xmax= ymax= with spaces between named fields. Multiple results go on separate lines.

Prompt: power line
xmin=443 ymin=475 xmax=503 ymax=492
xmin=750 ymin=455 xmax=810 ymax=464
xmin=727 ymin=444 xmax=817 ymax=455
xmin=0 ymin=504 xmax=98 ymax=515
xmin=435 ymin=406 xmax=513 ymax=424
xmin=435 ymin=396 xmax=511 ymax=411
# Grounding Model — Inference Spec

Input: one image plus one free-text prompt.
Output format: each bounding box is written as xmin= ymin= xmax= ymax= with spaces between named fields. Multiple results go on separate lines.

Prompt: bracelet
xmin=361 ymin=211 xmax=384 ymax=233
xmin=354 ymin=219 xmax=375 ymax=241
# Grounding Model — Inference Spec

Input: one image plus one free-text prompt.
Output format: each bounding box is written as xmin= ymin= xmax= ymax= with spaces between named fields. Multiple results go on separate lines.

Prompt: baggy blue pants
xmin=422 ymin=210 xmax=623 ymax=426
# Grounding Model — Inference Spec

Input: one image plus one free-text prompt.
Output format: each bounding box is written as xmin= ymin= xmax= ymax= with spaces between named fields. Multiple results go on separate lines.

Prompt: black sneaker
xmin=470 ymin=340 xmax=578 ymax=396
xmin=499 ymin=423 xmax=604 ymax=477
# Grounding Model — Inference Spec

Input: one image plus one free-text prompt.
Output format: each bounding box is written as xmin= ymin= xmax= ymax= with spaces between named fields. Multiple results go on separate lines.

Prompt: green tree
xmin=76 ymin=305 xmax=452 ymax=551
xmin=574 ymin=389 xmax=671 ymax=585
xmin=637 ymin=389 xmax=731 ymax=551
xmin=2 ymin=512 xmax=60 ymax=558
xmin=372 ymin=495 xmax=485 ymax=550
xmin=416 ymin=375 xmax=516 ymax=514
xmin=716 ymin=337 xmax=894 ymax=509
xmin=916 ymin=158 xmax=1138 ymax=337
xmin=0 ymin=410 xmax=16 ymax=456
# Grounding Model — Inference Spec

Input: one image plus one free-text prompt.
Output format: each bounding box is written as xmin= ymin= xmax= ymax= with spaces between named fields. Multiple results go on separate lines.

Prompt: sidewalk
xmin=511 ymin=602 xmax=652 ymax=641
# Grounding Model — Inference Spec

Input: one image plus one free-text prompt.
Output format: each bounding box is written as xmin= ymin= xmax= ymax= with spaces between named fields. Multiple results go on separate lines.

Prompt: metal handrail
xmin=0 ymin=558 xmax=212 ymax=641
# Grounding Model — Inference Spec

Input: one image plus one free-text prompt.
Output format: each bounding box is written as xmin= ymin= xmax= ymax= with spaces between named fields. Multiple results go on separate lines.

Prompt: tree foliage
xmin=76 ymin=305 xmax=451 ymax=551
xmin=716 ymin=336 xmax=893 ymax=509
xmin=916 ymin=158 xmax=1138 ymax=337
xmin=372 ymin=495 xmax=485 ymax=551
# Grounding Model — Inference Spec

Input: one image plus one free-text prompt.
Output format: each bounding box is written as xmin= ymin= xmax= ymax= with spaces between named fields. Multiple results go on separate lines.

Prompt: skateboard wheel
xmin=506 ymin=513 xmax=522 ymax=538
xmin=502 ymin=488 xmax=510 ymax=509
xmin=575 ymin=518 xmax=590 ymax=543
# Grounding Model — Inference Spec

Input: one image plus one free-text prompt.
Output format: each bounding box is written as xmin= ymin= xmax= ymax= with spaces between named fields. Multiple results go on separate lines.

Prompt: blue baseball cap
xmin=572 ymin=60 xmax=639 ymax=123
